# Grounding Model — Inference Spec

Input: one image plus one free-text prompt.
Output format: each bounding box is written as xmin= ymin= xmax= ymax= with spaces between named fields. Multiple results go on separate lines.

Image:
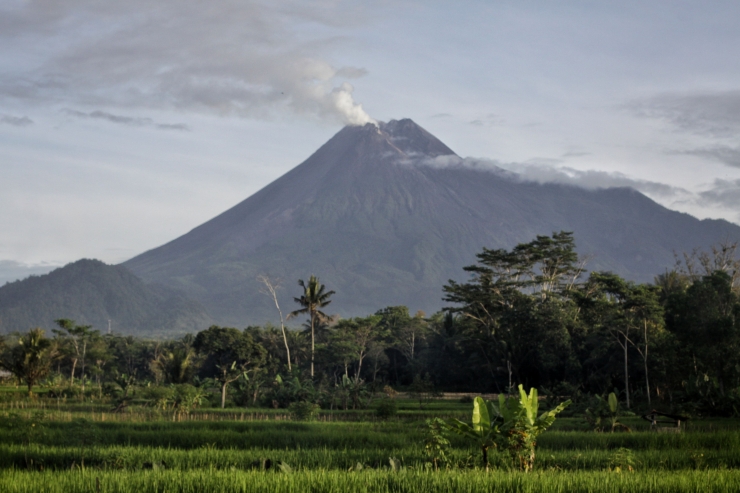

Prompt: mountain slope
xmin=0 ymin=259 xmax=212 ymax=335
xmin=124 ymin=119 xmax=740 ymax=325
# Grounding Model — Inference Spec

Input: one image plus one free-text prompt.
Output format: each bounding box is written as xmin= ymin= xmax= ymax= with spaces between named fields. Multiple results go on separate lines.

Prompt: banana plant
xmin=585 ymin=392 xmax=631 ymax=432
xmin=445 ymin=396 xmax=500 ymax=469
xmin=445 ymin=385 xmax=570 ymax=471
xmin=496 ymin=386 xmax=571 ymax=471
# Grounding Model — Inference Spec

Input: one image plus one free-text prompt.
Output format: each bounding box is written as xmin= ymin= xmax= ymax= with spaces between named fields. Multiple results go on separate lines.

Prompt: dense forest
xmin=2 ymin=232 xmax=739 ymax=416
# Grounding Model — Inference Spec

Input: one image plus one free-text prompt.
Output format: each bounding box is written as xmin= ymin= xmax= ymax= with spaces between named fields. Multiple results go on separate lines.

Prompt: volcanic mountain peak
xmin=330 ymin=118 xmax=457 ymax=162
xmin=123 ymin=118 xmax=740 ymax=328
xmin=376 ymin=119 xmax=457 ymax=158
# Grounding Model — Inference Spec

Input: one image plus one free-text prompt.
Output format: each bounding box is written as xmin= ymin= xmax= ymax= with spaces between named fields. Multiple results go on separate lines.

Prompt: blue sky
xmin=2 ymin=0 xmax=740 ymax=283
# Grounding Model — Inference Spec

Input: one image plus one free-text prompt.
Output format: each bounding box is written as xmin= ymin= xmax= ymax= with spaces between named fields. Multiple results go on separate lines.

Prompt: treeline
xmin=1 ymin=232 xmax=739 ymax=415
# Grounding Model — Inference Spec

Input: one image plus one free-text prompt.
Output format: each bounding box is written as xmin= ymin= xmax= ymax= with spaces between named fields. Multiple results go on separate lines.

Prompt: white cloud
xmin=699 ymin=179 xmax=740 ymax=220
xmin=0 ymin=260 xmax=59 ymax=285
xmin=411 ymin=155 xmax=689 ymax=199
xmin=0 ymin=0 xmax=375 ymax=126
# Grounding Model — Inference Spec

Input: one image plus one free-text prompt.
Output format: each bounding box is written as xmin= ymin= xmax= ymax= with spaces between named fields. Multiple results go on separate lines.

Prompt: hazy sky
xmin=2 ymin=0 xmax=740 ymax=283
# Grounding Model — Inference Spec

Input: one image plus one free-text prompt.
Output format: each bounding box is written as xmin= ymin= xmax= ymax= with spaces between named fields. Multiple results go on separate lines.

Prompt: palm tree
xmin=288 ymin=275 xmax=335 ymax=378
xmin=7 ymin=328 xmax=57 ymax=395
xmin=152 ymin=345 xmax=196 ymax=384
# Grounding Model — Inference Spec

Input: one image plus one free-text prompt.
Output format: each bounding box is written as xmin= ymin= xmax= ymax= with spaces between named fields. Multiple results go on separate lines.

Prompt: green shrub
xmin=288 ymin=401 xmax=320 ymax=421
xmin=375 ymin=398 xmax=397 ymax=419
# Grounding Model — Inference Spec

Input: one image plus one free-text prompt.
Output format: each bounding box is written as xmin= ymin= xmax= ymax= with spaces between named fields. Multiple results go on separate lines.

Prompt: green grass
xmin=0 ymin=443 xmax=738 ymax=472
xmin=2 ymin=469 xmax=740 ymax=493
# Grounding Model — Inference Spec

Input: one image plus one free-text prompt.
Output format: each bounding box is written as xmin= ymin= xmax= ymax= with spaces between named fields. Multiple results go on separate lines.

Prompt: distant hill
xmin=123 ymin=118 xmax=740 ymax=326
xmin=0 ymin=259 xmax=212 ymax=336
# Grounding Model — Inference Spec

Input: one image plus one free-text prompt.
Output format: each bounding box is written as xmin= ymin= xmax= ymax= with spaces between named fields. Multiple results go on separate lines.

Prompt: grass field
xmin=1 ymin=391 xmax=738 ymax=492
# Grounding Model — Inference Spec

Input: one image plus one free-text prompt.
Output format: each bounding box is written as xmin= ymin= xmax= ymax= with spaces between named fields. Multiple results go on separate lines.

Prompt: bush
xmin=47 ymin=386 xmax=82 ymax=399
xmin=142 ymin=386 xmax=174 ymax=410
xmin=288 ymin=401 xmax=320 ymax=421
xmin=173 ymin=384 xmax=206 ymax=415
xmin=375 ymin=398 xmax=397 ymax=419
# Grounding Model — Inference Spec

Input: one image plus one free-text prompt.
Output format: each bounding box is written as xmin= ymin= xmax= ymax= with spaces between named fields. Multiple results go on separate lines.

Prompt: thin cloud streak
xmin=62 ymin=109 xmax=189 ymax=131
xmin=630 ymin=91 xmax=740 ymax=138
xmin=676 ymin=145 xmax=740 ymax=169
xmin=0 ymin=114 xmax=33 ymax=126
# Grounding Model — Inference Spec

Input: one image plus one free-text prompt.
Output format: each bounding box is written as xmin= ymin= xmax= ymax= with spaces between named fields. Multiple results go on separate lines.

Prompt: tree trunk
xmin=644 ymin=357 xmax=650 ymax=406
xmin=623 ymin=337 xmax=630 ymax=409
xmin=643 ymin=321 xmax=650 ymax=406
xmin=70 ymin=358 xmax=77 ymax=387
xmin=355 ymin=355 xmax=364 ymax=384
xmin=282 ymin=324 xmax=292 ymax=372
xmin=81 ymin=340 xmax=87 ymax=393
xmin=410 ymin=331 xmax=415 ymax=360
xmin=507 ymin=359 xmax=513 ymax=394
xmin=264 ymin=277 xmax=291 ymax=372
xmin=310 ymin=312 xmax=315 ymax=378
xmin=482 ymin=445 xmax=489 ymax=471
xmin=221 ymin=382 xmax=228 ymax=409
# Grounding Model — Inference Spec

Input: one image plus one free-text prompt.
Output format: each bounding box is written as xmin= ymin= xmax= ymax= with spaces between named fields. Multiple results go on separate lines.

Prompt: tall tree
xmin=443 ymin=232 xmax=583 ymax=391
xmin=5 ymin=328 xmax=57 ymax=395
xmin=329 ymin=315 xmax=383 ymax=383
xmin=666 ymin=271 xmax=740 ymax=397
xmin=577 ymin=273 xmax=634 ymax=407
xmin=288 ymin=276 xmax=335 ymax=378
xmin=258 ymin=275 xmax=292 ymax=372
xmin=622 ymin=284 xmax=664 ymax=406
xmin=53 ymin=319 xmax=98 ymax=391
xmin=194 ymin=326 xmax=267 ymax=408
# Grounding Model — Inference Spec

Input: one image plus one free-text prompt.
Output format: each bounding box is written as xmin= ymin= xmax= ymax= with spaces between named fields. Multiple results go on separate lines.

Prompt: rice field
xmin=1 ymin=395 xmax=739 ymax=492
xmin=3 ymin=469 xmax=740 ymax=493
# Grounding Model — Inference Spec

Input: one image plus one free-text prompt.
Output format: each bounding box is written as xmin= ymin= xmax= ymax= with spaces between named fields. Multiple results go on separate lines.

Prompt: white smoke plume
xmin=0 ymin=0 xmax=375 ymax=126
xmin=329 ymin=83 xmax=376 ymax=126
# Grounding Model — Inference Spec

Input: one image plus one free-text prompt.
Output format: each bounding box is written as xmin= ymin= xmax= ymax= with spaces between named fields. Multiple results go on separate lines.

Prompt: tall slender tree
xmin=288 ymin=275 xmax=335 ymax=378
xmin=258 ymin=275 xmax=292 ymax=372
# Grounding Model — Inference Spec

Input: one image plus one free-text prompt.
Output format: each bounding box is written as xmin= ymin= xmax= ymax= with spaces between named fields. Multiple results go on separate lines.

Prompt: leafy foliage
xmin=445 ymin=386 xmax=570 ymax=471
xmin=288 ymin=401 xmax=320 ymax=421
xmin=584 ymin=392 xmax=632 ymax=432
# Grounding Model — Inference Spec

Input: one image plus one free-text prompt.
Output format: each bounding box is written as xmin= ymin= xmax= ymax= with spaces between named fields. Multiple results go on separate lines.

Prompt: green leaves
xmin=472 ymin=396 xmax=490 ymax=434
xmin=608 ymin=392 xmax=618 ymax=414
xmin=443 ymin=385 xmax=570 ymax=471
xmin=518 ymin=386 xmax=538 ymax=427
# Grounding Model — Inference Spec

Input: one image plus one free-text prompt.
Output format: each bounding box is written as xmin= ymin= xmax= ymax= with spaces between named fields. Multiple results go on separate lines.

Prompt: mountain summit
xmin=124 ymin=119 xmax=740 ymax=326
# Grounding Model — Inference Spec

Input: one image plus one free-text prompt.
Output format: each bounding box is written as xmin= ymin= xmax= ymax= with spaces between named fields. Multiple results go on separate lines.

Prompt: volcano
xmin=124 ymin=119 xmax=740 ymax=326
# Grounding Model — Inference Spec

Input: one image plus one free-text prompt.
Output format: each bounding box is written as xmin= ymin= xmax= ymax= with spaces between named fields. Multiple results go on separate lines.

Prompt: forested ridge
xmin=1 ymin=232 xmax=739 ymax=416
xmin=0 ymin=259 xmax=212 ymax=335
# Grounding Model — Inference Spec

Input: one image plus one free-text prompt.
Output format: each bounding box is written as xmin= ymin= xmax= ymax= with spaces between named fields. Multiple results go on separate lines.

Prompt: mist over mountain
xmin=123 ymin=119 xmax=740 ymax=327
xmin=0 ymin=259 xmax=211 ymax=335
